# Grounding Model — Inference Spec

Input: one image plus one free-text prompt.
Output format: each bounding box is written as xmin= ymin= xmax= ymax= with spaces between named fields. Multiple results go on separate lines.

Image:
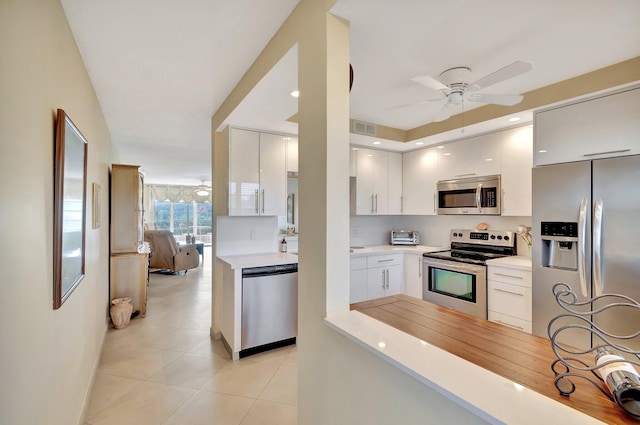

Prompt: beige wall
xmin=0 ymin=0 xmax=116 ymax=424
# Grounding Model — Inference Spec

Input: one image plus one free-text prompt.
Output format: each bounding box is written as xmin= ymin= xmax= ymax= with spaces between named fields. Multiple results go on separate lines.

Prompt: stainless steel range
xmin=422 ymin=229 xmax=516 ymax=318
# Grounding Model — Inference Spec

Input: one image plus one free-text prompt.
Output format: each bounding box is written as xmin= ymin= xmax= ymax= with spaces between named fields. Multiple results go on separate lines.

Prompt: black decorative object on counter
xmin=548 ymin=283 xmax=640 ymax=418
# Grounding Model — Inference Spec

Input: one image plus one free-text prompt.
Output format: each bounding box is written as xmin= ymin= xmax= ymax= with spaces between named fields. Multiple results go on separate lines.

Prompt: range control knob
xmin=504 ymin=235 xmax=510 ymax=241
xmin=490 ymin=235 xmax=496 ymax=239
xmin=497 ymin=235 xmax=503 ymax=240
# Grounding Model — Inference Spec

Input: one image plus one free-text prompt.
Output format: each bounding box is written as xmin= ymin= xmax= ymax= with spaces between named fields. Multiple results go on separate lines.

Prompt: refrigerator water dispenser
xmin=540 ymin=222 xmax=578 ymax=271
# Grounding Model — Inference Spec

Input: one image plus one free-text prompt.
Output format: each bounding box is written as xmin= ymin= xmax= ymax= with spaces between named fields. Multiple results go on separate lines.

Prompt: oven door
xmin=422 ymin=257 xmax=487 ymax=319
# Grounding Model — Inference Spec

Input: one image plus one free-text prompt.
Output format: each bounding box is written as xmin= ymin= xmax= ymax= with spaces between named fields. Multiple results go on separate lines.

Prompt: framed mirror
xmin=53 ymin=109 xmax=88 ymax=309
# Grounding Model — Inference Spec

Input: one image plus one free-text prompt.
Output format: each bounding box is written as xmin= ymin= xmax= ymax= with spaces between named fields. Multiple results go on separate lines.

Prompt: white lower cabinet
xmin=350 ymin=254 xmax=403 ymax=302
xmin=487 ymin=264 xmax=532 ymax=333
xmin=403 ymin=253 xmax=423 ymax=299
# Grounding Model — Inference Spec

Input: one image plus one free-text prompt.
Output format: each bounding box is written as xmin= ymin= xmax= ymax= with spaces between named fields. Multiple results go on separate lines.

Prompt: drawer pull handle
xmin=494 ymin=288 xmax=524 ymax=297
xmin=377 ymin=259 xmax=395 ymax=263
xmin=494 ymin=272 xmax=523 ymax=280
xmin=495 ymin=319 xmax=524 ymax=330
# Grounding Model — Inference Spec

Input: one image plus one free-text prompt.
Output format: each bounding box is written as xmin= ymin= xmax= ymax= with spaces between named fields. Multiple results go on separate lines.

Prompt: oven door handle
xmin=422 ymin=257 xmax=485 ymax=274
xmin=476 ymin=183 xmax=483 ymax=213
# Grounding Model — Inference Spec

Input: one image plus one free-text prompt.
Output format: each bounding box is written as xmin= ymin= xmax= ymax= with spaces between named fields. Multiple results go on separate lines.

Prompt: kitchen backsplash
xmin=351 ymin=215 xmax=532 ymax=254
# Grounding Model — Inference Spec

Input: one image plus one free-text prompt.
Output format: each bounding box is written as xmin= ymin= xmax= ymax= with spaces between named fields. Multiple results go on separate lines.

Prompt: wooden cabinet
xmin=402 ymin=147 xmax=438 ymax=215
xmin=354 ymin=148 xmax=402 ymax=215
xmin=487 ymin=263 xmax=532 ymax=333
xmin=110 ymin=164 xmax=148 ymax=317
xmin=217 ymin=127 xmax=288 ymax=216
xmin=501 ymin=125 xmax=533 ymax=216
xmin=535 ymin=87 xmax=640 ymax=166
xmin=437 ymin=133 xmax=502 ymax=181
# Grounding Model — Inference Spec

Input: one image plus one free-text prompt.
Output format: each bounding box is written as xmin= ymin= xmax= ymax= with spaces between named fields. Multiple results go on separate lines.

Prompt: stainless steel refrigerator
xmin=532 ymin=154 xmax=640 ymax=351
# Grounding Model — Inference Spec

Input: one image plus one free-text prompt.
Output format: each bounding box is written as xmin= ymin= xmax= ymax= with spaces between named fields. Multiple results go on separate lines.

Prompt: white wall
xmin=0 ymin=1 xmax=115 ymax=424
xmin=216 ymin=216 xmax=280 ymax=255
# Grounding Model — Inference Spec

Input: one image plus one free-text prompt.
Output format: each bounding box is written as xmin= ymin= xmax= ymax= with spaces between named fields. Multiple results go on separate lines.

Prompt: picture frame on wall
xmin=53 ymin=109 xmax=88 ymax=309
xmin=92 ymin=182 xmax=101 ymax=229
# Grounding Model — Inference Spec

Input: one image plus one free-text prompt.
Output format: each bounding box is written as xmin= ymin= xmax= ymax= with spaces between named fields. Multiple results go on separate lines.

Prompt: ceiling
xmin=61 ymin=0 xmax=640 ymax=185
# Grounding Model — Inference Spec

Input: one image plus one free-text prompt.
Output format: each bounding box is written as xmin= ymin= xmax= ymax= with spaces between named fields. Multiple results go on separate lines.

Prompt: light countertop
xmin=217 ymin=252 xmax=298 ymax=269
xmin=349 ymin=244 xmax=445 ymax=257
xmin=486 ymin=255 xmax=532 ymax=270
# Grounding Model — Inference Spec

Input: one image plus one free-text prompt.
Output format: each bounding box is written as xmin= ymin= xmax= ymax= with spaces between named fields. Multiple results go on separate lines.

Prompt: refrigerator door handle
xmin=593 ymin=199 xmax=604 ymax=296
xmin=578 ymin=197 xmax=589 ymax=297
xmin=476 ymin=183 xmax=483 ymax=213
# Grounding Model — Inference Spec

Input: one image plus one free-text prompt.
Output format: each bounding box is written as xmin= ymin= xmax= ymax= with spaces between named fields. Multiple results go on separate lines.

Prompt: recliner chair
xmin=144 ymin=230 xmax=199 ymax=273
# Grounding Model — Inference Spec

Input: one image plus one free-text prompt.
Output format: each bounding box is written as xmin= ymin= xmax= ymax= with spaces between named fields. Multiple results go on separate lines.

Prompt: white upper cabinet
xmin=220 ymin=127 xmax=287 ymax=216
xmin=402 ymin=147 xmax=438 ymax=215
xmin=287 ymin=136 xmax=298 ymax=173
xmin=437 ymin=133 xmax=502 ymax=181
xmin=258 ymin=132 xmax=287 ymax=216
xmin=355 ymin=148 xmax=397 ymax=215
xmin=228 ymin=128 xmax=260 ymax=216
xmin=535 ymin=87 xmax=640 ymax=166
xmin=501 ymin=126 xmax=533 ymax=216
xmin=387 ymin=152 xmax=403 ymax=215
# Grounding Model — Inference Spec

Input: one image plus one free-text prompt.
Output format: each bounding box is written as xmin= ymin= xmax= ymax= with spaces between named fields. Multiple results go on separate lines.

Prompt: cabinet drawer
xmin=488 ymin=311 xmax=532 ymax=334
xmin=350 ymin=257 xmax=367 ymax=270
xmin=488 ymin=280 xmax=532 ymax=322
xmin=488 ymin=266 xmax=531 ymax=287
xmin=367 ymin=254 xmax=403 ymax=268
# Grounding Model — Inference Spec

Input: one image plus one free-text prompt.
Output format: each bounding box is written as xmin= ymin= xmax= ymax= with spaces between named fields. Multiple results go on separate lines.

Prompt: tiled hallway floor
xmin=85 ymin=249 xmax=298 ymax=425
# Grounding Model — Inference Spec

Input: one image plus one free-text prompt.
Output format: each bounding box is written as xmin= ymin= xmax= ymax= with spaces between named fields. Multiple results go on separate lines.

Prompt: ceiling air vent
xmin=352 ymin=120 xmax=377 ymax=137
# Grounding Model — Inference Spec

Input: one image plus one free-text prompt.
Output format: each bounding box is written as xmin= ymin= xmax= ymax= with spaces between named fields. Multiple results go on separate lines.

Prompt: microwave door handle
xmin=578 ymin=197 xmax=589 ymax=297
xmin=476 ymin=183 xmax=483 ymax=213
xmin=593 ymin=199 xmax=604 ymax=296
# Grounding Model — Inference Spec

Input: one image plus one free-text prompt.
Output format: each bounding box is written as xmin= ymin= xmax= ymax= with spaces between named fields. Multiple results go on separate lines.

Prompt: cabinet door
xmin=387 ymin=152 xmax=403 ymax=215
xmin=366 ymin=267 xmax=388 ymax=300
xmin=403 ymin=253 xmax=423 ymax=298
xmin=350 ymin=269 xmax=368 ymax=303
xmin=111 ymin=164 xmax=142 ymax=253
xmin=402 ymin=148 xmax=438 ymax=215
xmin=438 ymin=133 xmax=501 ymax=181
xmin=259 ymin=133 xmax=287 ymax=216
xmin=355 ymin=148 xmax=378 ymax=214
xmin=386 ymin=264 xmax=404 ymax=296
xmin=287 ymin=137 xmax=298 ymax=173
xmin=229 ymin=128 xmax=260 ymax=216
xmin=501 ymin=126 xmax=533 ymax=216
xmin=535 ymin=87 xmax=640 ymax=166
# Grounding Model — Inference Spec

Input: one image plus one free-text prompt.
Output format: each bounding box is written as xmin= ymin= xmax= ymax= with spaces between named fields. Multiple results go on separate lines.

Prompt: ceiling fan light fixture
xmin=196 ymin=189 xmax=210 ymax=196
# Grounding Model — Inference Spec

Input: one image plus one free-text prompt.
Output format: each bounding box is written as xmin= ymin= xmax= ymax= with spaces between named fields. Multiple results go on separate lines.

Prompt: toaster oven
xmin=390 ymin=230 xmax=419 ymax=245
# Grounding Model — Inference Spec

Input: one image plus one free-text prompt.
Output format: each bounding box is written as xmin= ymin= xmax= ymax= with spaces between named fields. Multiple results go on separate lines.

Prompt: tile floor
xmin=85 ymin=248 xmax=298 ymax=425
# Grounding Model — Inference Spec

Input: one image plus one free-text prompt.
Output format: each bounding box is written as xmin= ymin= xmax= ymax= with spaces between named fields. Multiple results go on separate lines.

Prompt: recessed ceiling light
xmin=378 ymin=342 xmax=386 ymax=348
xmin=443 ymin=152 xmax=451 ymax=156
xmin=372 ymin=141 xmax=381 ymax=145
xmin=539 ymin=149 xmax=548 ymax=153
xmin=437 ymin=145 xmax=444 ymax=149
xmin=290 ymin=90 xmax=299 ymax=98
xmin=485 ymin=158 xmax=493 ymax=162
xmin=507 ymin=116 xmax=521 ymax=122
xmin=351 ymin=147 xmax=359 ymax=151
xmin=416 ymin=141 xmax=424 ymax=146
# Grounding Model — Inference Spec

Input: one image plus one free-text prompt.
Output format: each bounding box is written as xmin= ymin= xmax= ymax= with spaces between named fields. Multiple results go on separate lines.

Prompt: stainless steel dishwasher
xmin=241 ymin=263 xmax=298 ymax=357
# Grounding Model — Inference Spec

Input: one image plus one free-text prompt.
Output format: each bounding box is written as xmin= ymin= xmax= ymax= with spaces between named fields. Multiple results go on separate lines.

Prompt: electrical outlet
xmin=250 ymin=229 xmax=255 ymax=240
xmin=352 ymin=227 xmax=360 ymax=236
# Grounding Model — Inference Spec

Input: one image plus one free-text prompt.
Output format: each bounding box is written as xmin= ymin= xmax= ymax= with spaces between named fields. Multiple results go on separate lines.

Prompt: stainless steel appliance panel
xmin=532 ymin=161 xmax=592 ymax=349
xmin=591 ymin=155 xmax=640 ymax=351
xmin=422 ymin=257 xmax=487 ymax=318
xmin=437 ymin=175 xmax=501 ymax=215
xmin=242 ymin=266 xmax=298 ymax=350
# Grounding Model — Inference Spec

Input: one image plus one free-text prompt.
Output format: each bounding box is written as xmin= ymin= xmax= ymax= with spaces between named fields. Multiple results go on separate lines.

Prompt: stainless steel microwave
xmin=437 ymin=175 xmax=501 ymax=215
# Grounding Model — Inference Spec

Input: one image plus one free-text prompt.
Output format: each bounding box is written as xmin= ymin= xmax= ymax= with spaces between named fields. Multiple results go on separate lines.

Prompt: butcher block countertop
xmin=350 ymin=295 xmax=635 ymax=425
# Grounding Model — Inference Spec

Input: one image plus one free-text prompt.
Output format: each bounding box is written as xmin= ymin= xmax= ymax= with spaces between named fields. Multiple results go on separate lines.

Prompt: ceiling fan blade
xmin=434 ymin=103 xmax=454 ymax=122
xmin=385 ymin=97 xmax=444 ymax=111
xmin=411 ymin=75 xmax=448 ymax=92
xmin=469 ymin=61 xmax=532 ymax=90
xmin=467 ymin=93 xmax=524 ymax=106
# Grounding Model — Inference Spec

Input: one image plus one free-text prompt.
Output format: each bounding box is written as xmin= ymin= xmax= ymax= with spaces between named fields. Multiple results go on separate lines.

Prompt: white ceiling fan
xmin=391 ymin=61 xmax=532 ymax=122
xmin=195 ymin=180 xmax=211 ymax=197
